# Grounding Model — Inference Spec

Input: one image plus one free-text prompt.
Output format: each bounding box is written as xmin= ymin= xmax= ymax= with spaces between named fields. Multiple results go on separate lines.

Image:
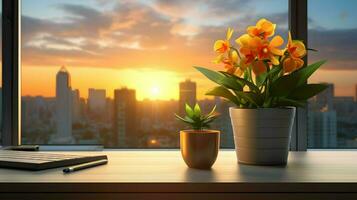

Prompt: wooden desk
xmin=0 ymin=150 xmax=356 ymax=200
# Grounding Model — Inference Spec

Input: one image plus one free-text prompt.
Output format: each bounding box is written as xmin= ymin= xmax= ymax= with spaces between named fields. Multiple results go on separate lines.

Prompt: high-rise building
xmin=179 ymin=79 xmax=196 ymax=115
xmin=54 ymin=66 xmax=73 ymax=144
xmin=308 ymin=107 xmax=337 ymax=148
xmin=315 ymin=83 xmax=334 ymax=110
xmin=88 ymin=88 xmax=106 ymax=116
xmin=72 ymin=89 xmax=81 ymax=123
xmin=334 ymin=96 xmax=355 ymax=115
xmin=215 ymin=97 xmax=235 ymax=148
xmin=308 ymin=83 xmax=337 ymax=148
xmin=113 ymin=88 xmax=136 ymax=147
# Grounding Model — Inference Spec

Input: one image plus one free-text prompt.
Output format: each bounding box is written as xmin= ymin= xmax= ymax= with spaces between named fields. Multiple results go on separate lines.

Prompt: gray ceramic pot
xmin=229 ymin=107 xmax=296 ymax=165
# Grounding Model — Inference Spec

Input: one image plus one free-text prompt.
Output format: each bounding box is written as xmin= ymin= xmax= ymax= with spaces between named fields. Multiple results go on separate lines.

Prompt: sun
xmin=150 ymin=86 xmax=160 ymax=98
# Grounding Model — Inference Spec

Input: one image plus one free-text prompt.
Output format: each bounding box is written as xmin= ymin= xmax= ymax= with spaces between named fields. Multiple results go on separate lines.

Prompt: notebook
xmin=0 ymin=150 xmax=107 ymax=171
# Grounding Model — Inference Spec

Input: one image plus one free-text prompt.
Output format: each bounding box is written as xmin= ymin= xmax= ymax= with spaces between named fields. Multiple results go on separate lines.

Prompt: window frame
xmin=1 ymin=0 xmax=308 ymax=150
xmin=2 ymin=0 xmax=20 ymax=146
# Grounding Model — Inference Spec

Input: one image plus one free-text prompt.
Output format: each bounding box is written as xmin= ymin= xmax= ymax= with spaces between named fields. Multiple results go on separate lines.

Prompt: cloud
xmin=309 ymin=28 xmax=357 ymax=70
xmin=21 ymin=0 xmax=292 ymax=73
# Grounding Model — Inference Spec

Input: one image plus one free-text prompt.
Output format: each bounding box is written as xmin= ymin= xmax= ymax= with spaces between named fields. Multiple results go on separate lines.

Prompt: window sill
xmin=0 ymin=150 xmax=356 ymax=198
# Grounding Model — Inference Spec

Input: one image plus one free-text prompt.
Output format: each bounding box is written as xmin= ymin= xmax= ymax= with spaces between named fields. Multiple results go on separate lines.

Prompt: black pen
xmin=63 ymin=159 xmax=108 ymax=173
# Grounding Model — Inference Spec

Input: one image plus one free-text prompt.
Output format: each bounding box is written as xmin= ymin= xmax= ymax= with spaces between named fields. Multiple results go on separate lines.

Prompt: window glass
xmin=21 ymin=0 xmax=288 ymax=147
xmin=308 ymin=0 xmax=357 ymax=148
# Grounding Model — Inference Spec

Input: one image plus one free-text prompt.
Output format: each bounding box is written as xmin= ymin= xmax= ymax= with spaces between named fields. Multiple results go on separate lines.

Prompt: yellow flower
xmin=236 ymin=34 xmax=260 ymax=66
xmin=286 ymin=32 xmax=306 ymax=58
xmin=237 ymin=34 xmax=284 ymax=66
xmin=256 ymin=35 xmax=284 ymax=65
xmin=222 ymin=50 xmax=240 ymax=74
xmin=247 ymin=18 xmax=276 ymax=39
xmin=283 ymin=57 xmax=304 ymax=73
xmin=283 ymin=32 xmax=306 ymax=73
xmin=214 ymin=27 xmax=234 ymax=54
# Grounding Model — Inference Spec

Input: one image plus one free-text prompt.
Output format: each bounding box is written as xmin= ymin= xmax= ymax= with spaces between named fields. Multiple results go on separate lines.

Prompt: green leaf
xmin=288 ymin=83 xmax=328 ymax=100
xmin=185 ymin=104 xmax=194 ymax=118
xmin=275 ymin=97 xmax=306 ymax=107
xmin=219 ymin=71 xmax=260 ymax=93
xmin=234 ymin=91 xmax=261 ymax=107
xmin=175 ymin=113 xmax=194 ymax=124
xmin=203 ymin=116 xmax=217 ymax=124
xmin=268 ymin=65 xmax=282 ymax=81
xmin=184 ymin=116 xmax=195 ymax=123
xmin=193 ymin=103 xmax=201 ymax=118
xmin=174 ymin=113 xmax=186 ymax=122
xmin=294 ymin=60 xmax=326 ymax=87
xmin=195 ymin=66 xmax=242 ymax=91
xmin=206 ymin=86 xmax=240 ymax=106
xmin=236 ymin=76 xmax=260 ymax=93
xmin=270 ymin=74 xmax=300 ymax=97
xmin=307 ymin=48 xmax=318 ymax=52
xmin=195 ymin=66 xmax=224 ymax=84
xmin=270 ymin=60 xmax=326 ymax=97
xmin=255 ymin=72 xmax=267 ymax=88
xmin=206 ymin=105 xmax=217 ymax=117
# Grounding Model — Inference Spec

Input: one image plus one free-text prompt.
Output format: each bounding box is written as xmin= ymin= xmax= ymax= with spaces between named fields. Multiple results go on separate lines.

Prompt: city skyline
xmin=20 ymin=66 xmax=357 ymax=148
xmin=21 ymin=68 xmax=357 ymax=102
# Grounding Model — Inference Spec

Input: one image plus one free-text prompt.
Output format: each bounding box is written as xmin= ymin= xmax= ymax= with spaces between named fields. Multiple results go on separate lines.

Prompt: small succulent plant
xmin=175 ymin=103 xmax=218 ymax=130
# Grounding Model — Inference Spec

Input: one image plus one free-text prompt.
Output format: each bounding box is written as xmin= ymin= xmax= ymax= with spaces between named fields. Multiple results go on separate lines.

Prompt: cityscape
xmin=21 ymin=67 xmax=357 ymax=148
xmin=21 ymin=66 xmax=235 ymax=148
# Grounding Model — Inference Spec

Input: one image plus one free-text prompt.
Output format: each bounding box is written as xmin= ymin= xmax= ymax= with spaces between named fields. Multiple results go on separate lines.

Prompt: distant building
xmin=308 ymin=107 xmax=337 ymax=148
xmin=308 ymin=83 xmax=337 ymax=148
xmin=314 ymin=83 xmax=334 ymax=110
xmin=72 ymin=89 xmax=81 ymax=123
xmin=179 ymin=79 xmax=196 ymax=115
xmin=88 ymin=88 xmax=106 ymax=116
xmin=334 ymin=96 xmax=355 ymax=115
xmin=105 ymin=98 xmax=114 ymax=123
xmin=54 ymin=66 xmax=73 ymax=144
xmin=214 ymin=97 xmax=234 ymax=148
xmin=113 ymin=88 xmax=136 ymax=147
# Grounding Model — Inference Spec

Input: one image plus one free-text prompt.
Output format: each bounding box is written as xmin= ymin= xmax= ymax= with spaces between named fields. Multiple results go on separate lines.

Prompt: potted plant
xmin=195 ymin=18 xmax=327 ymax=165
xmin=175 ymin=103 xmax=220 ymax=169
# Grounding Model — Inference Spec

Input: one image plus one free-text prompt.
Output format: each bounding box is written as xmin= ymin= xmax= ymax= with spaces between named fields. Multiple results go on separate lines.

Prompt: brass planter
xmin=180 ymin=130 xmax=220 ymax=169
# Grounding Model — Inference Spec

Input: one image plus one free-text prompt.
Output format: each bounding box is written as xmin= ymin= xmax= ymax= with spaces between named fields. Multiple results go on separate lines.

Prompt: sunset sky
xmin=21 ymin=0 xmax=357 ymax=100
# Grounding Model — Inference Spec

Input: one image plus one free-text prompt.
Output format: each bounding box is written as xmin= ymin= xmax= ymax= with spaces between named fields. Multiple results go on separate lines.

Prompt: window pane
xmin=308 ymin=0 xmax=357 ymax=148
xmin=21 ymin=0 xmax=288 ymax=147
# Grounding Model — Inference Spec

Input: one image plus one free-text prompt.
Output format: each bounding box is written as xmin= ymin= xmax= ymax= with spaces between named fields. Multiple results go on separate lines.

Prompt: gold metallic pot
xmin=180 ymin=130 xmax=220 ymax=169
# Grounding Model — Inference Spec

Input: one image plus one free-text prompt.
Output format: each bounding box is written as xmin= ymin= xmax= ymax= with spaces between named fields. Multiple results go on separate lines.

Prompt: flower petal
xmin=214 ymin=40 xmax=228 ymax=53
xmin=283 ymin=57 xmax=297 ymax=73
xmin=230 ymin=50 xmax=239 ymax=63
xmin=270 ymin=47 xmax=284 ymax=56
xmin=256 ymin=18 xmax=268 ymax=27
xmin=295 ymin=57 xmax=305 ymax=69
xmin=213 ymin=54 xmax=224 ymax=64
xmin=234 ymin=67 xmax=244 ymax=77
xmin=292 ymin=41 xmax=306 ymax=58
xmin=235 ymin=34 xmax=251 ymax=46
xmin=270 ymin=55 xmax=280 ymax=65
xmin=226 ymin=27 xmax=234 ymax=40
xmin=270 ymin=35 xmax=284 ymax=47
